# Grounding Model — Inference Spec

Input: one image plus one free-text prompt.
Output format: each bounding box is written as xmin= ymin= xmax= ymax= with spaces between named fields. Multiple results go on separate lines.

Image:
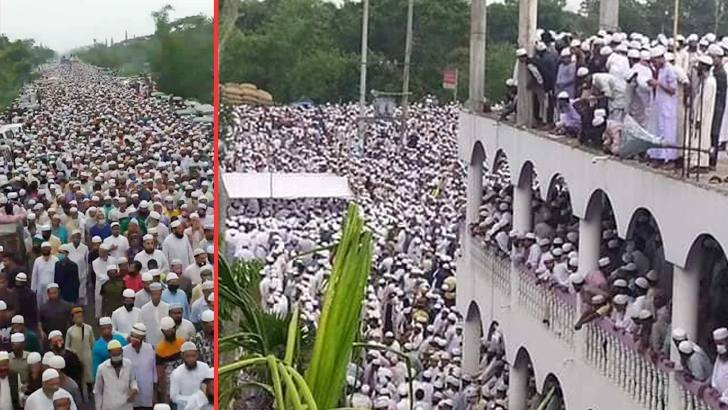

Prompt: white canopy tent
xmin=222 ymin=172 xmax=353 ymax=199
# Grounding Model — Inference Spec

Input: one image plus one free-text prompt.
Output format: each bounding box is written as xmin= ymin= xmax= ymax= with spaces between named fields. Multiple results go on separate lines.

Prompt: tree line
xmin=0 ymin=36 xmax=55 ymax=110
xmin=220 ymin=0 xmax=728 ymax=105
xmin=76 ymin=5 xmax=214 ymax=103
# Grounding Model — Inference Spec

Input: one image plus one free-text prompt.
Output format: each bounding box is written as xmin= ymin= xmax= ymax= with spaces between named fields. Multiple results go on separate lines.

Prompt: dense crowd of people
xmin=471 ymin=156 xmax=728 ymax=404
xmin=501 ymin=30 xmax=728 ymax=178
xmin=224 ymin=102 xmax=547 ymax=409
xmin=0 ymin=61 xmax=215 ymax=410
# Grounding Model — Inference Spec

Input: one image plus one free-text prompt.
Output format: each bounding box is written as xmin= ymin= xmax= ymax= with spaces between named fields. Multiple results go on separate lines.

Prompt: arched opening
xmin=508 ymin=347 xmax=537 ymax=410
xmin=584 ymin=189 xmax=621 ymax=274
xmin=467 ymin=141 xmax=487 ymax=226
xmin=540 ymin=374 xmax=567 ymax=410
xmin=463 ymin=302 xmax=484 ymax=375
xmin=686 ymin=234 xmax=728 ymax=354
xmin=469 ymin=149 xmax=515 ymax=254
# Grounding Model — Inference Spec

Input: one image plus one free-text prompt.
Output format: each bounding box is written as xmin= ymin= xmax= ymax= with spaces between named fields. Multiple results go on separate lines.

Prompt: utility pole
xmin=401 ymin=0 xmax=414 ymax=142
xmin=357 ymin=0 xmax=370 ymax=155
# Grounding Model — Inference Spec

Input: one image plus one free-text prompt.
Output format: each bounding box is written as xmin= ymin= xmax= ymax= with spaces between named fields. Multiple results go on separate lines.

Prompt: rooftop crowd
xmin=501 ymin=30 xmax=728 ymax=178
xmin=0 ymin=61 xmax=215 ymax=410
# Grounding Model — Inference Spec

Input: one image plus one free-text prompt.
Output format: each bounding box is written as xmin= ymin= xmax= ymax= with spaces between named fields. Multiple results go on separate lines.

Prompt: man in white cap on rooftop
xmin=169 ymin=341 xmax=211 ymax=409
xmin=162 ymin=220 xmax=194 ymax=270
xmin=646 ymin=46 xmax=680 ymax=166
xmin=687 ymin=54 xmax=717 ymax=170
xmin=111 ymin=289 xmax=141 ymax=339
xmin=94 ymin=339 xmax=138 ymax=410
xmin=123 ymin=323 xmax=157 ymax=410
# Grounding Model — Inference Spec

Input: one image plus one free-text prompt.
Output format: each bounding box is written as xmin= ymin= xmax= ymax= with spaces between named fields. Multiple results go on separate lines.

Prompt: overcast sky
xmin=0 ymin=0 xmax=213 ymax=54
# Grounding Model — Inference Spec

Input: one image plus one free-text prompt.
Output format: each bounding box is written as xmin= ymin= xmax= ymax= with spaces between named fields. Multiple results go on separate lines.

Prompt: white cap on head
xmin=714 ymin=327 xmax=728 ymax=341
xmin=635 ymin=277 xmax=650 ymax=289
xmin=11 ymin=333 xmax=25 ymax=343
xmin=577 ymin=67 xmax=590 ymax=77
xmin=613 ymin=294 xmax=629 ymax=305
xmin=11 ymin=315 xmax=24 ymax=324
xmin=27 ymin=352 xmax=41 ymax=365
xmin=154 ymin=405 xmax=172 ymax=410
xmin=699 ymin=54 xmax=714 ymax=65
xmin=53 ymin=389 xmax=73 ymax=402
xmin=42 ymin=368 xmax=60 ymax=382
xmin=160 ymin=317 xmax=175 ymax=330
xmin=132 ymin=323 xmax=147 ymax=336
xmin=672 ymin=328 xmax=688 ymax=341
xmin=646 ymin=270 xmax=658 ymax=281
xmin=560 ymin=48 xmax=571 ymax=57
xmin=122 ymin=289 xmax=136 ymax=298
xmin=709 ymin=43 xmax=724 ymax=56
xmin=637 ymin=309 xmax=652 ymax=320
xmin=201 ymin=310 xmax=214 ymax=322
xmin=99 ymin=317 xmax=113 ymax=326
xmin=181 ymin=341 xmax=197 ymax=352
xmin=49 ymin=355 xmax=65 ymax=370
xmin=142 ymin=272 xmax=153 ymax=281
xmin=678 ymin=340 xmax=694 ymax=354
xmin=166 ymin=272 xmax=179 ymax=281
xmin=48 ymin=330 xmax=62 ymax=340
xmin=557 ymin=91 xmax=569 ymax=99
xmin=598 ymin=257 xmax=610 ymax=267
xmin=516 ymin=48 xmax=527 ymax=57
xmin=592 ymin=116 xmax=605 ymax=127
xmin=143 ymin=234 xmax=154 ymax=241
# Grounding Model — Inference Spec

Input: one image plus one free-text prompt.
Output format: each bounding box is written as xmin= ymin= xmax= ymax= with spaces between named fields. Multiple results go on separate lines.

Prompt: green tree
xmin=0 ymin=36 xmax=54 ymax=110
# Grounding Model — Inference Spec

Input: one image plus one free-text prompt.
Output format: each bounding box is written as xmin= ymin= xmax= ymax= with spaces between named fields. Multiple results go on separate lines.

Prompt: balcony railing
xmin=471 ymin=240 xmax=726 ymax=410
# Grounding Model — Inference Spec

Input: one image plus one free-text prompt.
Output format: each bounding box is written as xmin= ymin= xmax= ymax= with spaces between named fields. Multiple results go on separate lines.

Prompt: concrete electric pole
xmin=401 ymin=0 xmax=415 ymax=142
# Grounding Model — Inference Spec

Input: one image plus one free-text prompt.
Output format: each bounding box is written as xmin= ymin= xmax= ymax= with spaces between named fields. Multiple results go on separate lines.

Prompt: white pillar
xmin=666 ymin=264 xmax=700 ymax=410
xmin=508 ymin=357 xmax=529 ymax=410
xmin=516 ymin=0 xmax=537 ymax=126
xmin=577 ymin=203 xmax=602 ymax=279
xmin=467 ymin=161 xmax=484 ymax=226
xmin=468 ymin=0 xmax=486 ymax=112
xmin=463 ymin=316 xmax=481 ymax=376
xmin=599 ymin=0 xmax=619 ymax=31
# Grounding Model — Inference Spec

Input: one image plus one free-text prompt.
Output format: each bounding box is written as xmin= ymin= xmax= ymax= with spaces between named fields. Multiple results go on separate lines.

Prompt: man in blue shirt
xmin=161 ymin=273 xmax=190 ymax=320
xmin=91 ymin=316 xmax=126 ymax=380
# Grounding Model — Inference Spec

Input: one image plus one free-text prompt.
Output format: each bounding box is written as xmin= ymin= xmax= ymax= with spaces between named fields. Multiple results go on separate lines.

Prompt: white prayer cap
xmin=99 ymin=244 xmax=110 ymax=251
xmin=635 ymin=277 xmax=650 ymax=289
xmin=613 ymin=294 xmax=629 ymax=305
xmin=41 ymin=241 xmax=51 ymax=248
xmin=600 ymin=46 xmax=613 ymax=56
xmin=48 ymin=330 xmax=63 ymax=341
xmin=557 ymin=91 xmax=569 ymax=99
xmin=132 ymin=323 xmax=147 ymax=336
xmin=201 ymin=310 xmax=214 ymax=322
xmin=665 ymin=52 xmax=675 ymax=62
xmin=92 ymin=236 xmax=102 ymax=243
xmin=11 ymin=315 xmax=24 ymax=324
xmin=208 ymin=293 xmax=214 ymax=303
xmin=41 ymin=224 xmax=51 ymax=231
xmin=154 ymin=405 xmax=172 ymax=410
xmin=714 ymin=327 xmax=728 ymax=341
xmin=42 ymin=369 xmax=60 ymax=382
xmin=106 ymin=265 xmax=118 ymax=272
xmin=11 ymin=333 xmax=25 ymax=343
xmin=99 ymin=317 xmax=113 ymax=326
xmin=568 ymin=258 xmax=578 ymax=267
xmin=107 ymin=340 xmax=122 ymax=350
xmin=170 ymin=220 xmax=181 ymax=228
xmin=570 ymin=39 xmax=581 ymax=47
xmin=699 ymin=55 xmax=713 ymax=65
xmin=706 ymin=32 xmax=717 ymax=43
xmin=598 ymin=257 xmax=610 ymax=267
xmin=594 ymin=108 xmax=607 ymax=117
xmin=193 ymin=248 xmax=205 ymax=256
xmin=709 ymin=44 xmax=724 ymax=56
xmin=591 ymin=294 xmax=606 ymax=304
xmin=27 ymin=352 xmax=41 ymax=365
xmin=613 ymin=279 xmax=628 ymax=288
xmin=123 ymin=289 xmax=136 ymax=298
xmin=592 ymin=116 xmax=605 ymax=127
xmin=202 ymin=280 xmax=214 ymax=290
xmin=166 ymin=272 xmax=179 ymax=281
xmin=0 ymin=301 xmax=6 ymax=311
xmin=160 ymin=316 xmax=175 ymax=330
xmin=171 ymin=259 xmax=183 ymax=266
xmin=649 ymin=46 xmax=665 ymax=58
xmin=53 ymin=389 xmax=72 ymax=402
xmin=143 ymin=234 xmax=154 ymax=241
xmin=581 ymin=41 xmax=591 ymax=51
xmin=141 ymin=272 xmax=153 ymax=281
xmin=536 ymin=41 xmax=547 ymax=51
xmin=150 ymin=269 xmax=161 ymax=277
xmin=636 ymin=309 xmax=652 ymax=320
xmin=560 ymin=48 xmax=571 ymax=57
xmin=47 ymin=283 xmax=59 ymax=290
xmin=672 ymin=328 xmax=688 ymax=341
xmin=49 ymin=355 xmax=65 ymax=369
xmin=569 ymin=273 xmax=584 ymax=285
xmin=181 ymin=341 xmax=197 ymax=352
xmin=646 ymin=270 xmax=658 ymax=281
xmin=150 ymin=283 xmax=163 ymax=291
xmin=678 ymin=340 xmax=694 ymax=354
xmin=14 ymin=272 xmax=24 ymax=282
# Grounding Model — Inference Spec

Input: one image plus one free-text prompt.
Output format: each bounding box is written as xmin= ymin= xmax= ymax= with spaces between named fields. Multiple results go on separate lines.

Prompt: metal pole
xmin=401 ymin=0 xmax=414 ymax=142
xmin=673 ymin=0 xmax=679 ymax=40
xmin=359 ymin=0 xmax=369 ymax=116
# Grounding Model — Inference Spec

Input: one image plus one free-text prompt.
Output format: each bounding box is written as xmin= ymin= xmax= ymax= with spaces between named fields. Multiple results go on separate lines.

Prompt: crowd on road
xmin=502 ymin=30 xmax=728 ymax=178
xmin=0 ymin=61 xmax=215 ymax=410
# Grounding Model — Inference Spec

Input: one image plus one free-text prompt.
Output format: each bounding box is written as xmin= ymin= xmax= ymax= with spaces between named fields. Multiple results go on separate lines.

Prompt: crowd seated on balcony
xmin=469 ymin=167 xmax=728 ymax=404
xmin=498 ymin=29 xmax=728 ymax=178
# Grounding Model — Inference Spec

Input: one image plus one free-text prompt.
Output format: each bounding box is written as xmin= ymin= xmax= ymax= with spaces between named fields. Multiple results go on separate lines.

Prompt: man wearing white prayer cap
xmin=162 ymin=220 xmax=194 ymax=270
xmin=92 ymin=317 xmax=127 ymax=380
xmin=0 ymin=350 xmax=20 ymax=409
xmin=162 ymin=272 xmax=190 ymax=319
xmin=678 ymin=339 xmax=713 ymax=382
xmin=31 ymin=241 xmax=59 ymax=306
xmin=711 ymin=327 xmax=728 ymax=399
xmin=169 ymin=341 xmax=211 ymax=409
xmin=134 ymin=272 xmax=155 ymax=308
xmin=140 ymin=282 xmax=170 ymax=346
xmin=111 ymin=289 xmax=141 ymax=339
xmin=123 ymin=323 xmax=157 ymax=409
xmin=67 ymin=229 xmax=90 ymax=305
xmin=25 ymin=368 xmax=78 ymax=410
xmin=134 ymin=234 xmax=169 ymax=273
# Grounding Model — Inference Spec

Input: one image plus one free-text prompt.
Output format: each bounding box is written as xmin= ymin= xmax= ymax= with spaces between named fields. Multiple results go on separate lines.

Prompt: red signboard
xmin=442 ymin=69 xmax=458 ymax=90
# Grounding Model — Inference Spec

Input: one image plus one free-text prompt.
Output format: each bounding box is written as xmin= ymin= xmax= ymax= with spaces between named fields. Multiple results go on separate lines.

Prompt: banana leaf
xmin=305 ymin=202 xmax=372 ymax=409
